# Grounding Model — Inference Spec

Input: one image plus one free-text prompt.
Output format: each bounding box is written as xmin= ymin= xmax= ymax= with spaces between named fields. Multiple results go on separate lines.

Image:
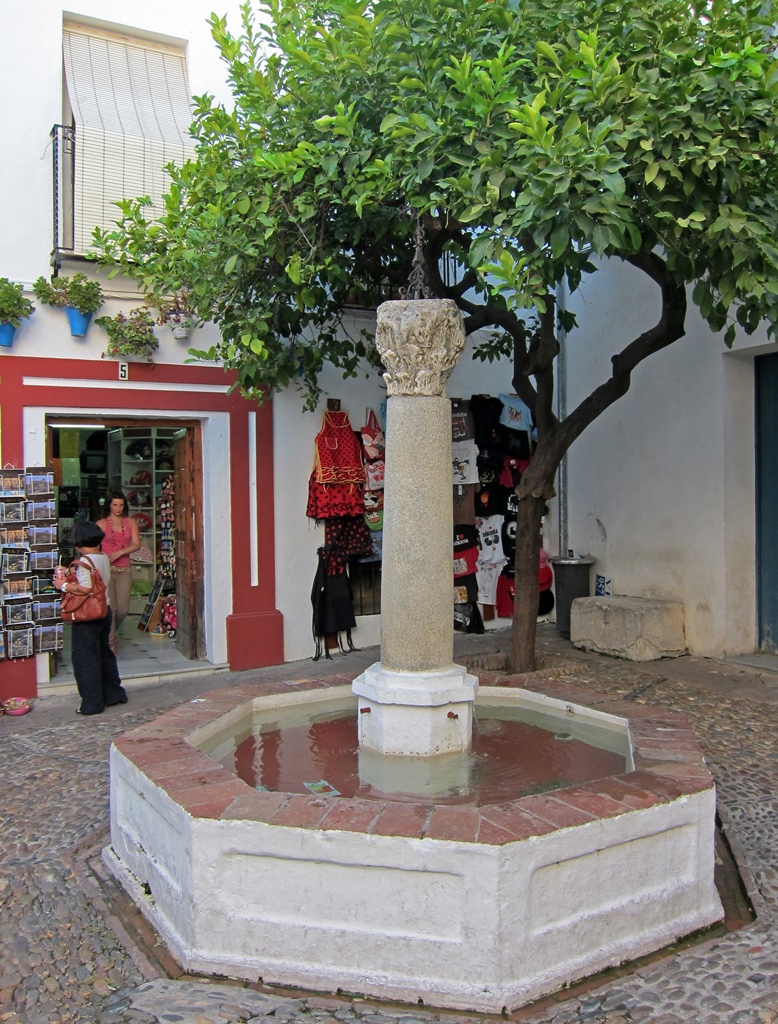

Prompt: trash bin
xmin=549 ymin=556 xmax=595 ymax=638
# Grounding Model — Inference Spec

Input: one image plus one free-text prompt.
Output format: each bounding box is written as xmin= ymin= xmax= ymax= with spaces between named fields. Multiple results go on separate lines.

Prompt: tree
xmin=94 ymin=0 xmax=778 ymax=671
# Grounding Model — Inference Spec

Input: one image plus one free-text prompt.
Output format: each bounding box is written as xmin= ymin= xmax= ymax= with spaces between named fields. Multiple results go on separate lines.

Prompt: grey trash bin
xmin=549 ymin=556 xmax=595 ymax=638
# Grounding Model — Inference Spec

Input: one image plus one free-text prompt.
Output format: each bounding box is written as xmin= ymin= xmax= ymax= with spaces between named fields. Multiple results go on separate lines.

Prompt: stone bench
xmin=570 ymin=596 xmax=686 ymax=661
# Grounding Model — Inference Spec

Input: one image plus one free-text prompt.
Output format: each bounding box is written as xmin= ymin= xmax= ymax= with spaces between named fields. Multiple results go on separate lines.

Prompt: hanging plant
xmin=95 ymin=307 xmax=159 ymax=362
xmin=33 ymin=273 xmax=104 ymax=336
xmin=152 ymin=289 xmax=198 ymax=340
xmin=0 ymin=278 xmax=35 ymax=347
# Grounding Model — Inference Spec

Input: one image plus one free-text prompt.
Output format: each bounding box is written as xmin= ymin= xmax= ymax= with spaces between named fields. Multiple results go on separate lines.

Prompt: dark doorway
xmin=756 ymin=354 xmax=778 ymax=650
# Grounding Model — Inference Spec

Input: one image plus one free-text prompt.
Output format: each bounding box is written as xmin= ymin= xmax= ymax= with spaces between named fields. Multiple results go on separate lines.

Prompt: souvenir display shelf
xmin=0 ymin=468 xmax=62 ymax=662
xmin=105 ymin=428 xmax=177 ymax=609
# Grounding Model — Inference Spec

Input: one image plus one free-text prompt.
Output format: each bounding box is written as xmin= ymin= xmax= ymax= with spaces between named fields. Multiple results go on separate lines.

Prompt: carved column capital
xmin=375 ymin=299 xmax=466 ymax=397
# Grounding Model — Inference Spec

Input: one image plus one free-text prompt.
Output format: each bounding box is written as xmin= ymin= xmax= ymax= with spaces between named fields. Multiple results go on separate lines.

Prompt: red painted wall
xmin=0 ymin=355 xmax=283 ymax=697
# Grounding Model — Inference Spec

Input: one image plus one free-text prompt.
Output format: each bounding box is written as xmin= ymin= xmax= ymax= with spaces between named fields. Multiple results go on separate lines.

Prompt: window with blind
xmin=61 ymin=24 xmax=195 ymax=255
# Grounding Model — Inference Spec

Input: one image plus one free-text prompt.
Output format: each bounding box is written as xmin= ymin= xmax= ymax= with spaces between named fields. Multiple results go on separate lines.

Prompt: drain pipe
xmin=556 ymin=279 xmax=569 ymax=557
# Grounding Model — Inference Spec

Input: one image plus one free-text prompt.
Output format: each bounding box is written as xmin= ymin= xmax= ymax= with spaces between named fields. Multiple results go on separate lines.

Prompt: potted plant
xmin=0 ymin=277 xmax=35 ymax=347
xmin=33 ymin=273 xmax=104 ymax=337
xmin=95 ymin=307 xmax=159 ymax=362
xmin=153 ymin=289 xmax=197 ymax=340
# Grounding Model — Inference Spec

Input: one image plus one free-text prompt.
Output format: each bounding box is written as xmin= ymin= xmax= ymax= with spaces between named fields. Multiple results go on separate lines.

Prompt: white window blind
xmin=63 ymin=27 xmax=195 ymax=253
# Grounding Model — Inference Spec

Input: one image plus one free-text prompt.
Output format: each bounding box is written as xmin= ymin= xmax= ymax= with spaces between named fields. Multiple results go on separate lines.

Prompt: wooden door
xmin=174 ymin=426 xmax=204 ymax=658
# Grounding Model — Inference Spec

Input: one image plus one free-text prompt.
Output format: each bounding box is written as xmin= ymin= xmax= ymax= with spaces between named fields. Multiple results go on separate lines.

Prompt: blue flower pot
xmin=0 ymin=322 xmax=17 ymax=347
xmin=65 ymin=306 xmax=92 ymax=337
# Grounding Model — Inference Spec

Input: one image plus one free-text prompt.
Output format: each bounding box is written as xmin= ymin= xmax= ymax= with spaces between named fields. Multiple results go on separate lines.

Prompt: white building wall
xmin=556 ymin=258 xmax=770 ymax=656
xmin=0 ymin=0 xmax=244 ymax=287
xmin=273 ymin=313 xmax=515 ymax=663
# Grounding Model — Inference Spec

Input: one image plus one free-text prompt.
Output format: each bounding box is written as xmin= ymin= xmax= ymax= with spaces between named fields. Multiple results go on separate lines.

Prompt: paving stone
xmin=4 ymin=630 xmax=778 ymax=1023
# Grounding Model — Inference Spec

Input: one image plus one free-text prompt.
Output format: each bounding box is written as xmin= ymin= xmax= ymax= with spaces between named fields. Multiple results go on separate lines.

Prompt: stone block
xmin=570 ymin=596 xmax=686 ymax=661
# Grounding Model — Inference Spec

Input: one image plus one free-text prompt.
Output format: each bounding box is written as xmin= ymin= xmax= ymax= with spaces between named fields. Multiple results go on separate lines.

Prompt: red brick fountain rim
xmin=112 ymin=670 xmax=714 ymax=839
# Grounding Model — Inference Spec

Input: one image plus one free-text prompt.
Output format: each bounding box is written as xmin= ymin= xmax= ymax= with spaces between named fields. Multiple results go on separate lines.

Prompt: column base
xmin=353 ymin=662 xmax=478 ymax=756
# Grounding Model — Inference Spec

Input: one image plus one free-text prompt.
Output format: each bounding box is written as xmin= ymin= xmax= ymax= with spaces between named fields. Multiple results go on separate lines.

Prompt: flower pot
xmin=171 ymin=323 xmax=193 ymax=341
xmin=0 ymin=322 xmax=17 ymax=347
xmin=65 ymin=306 xmax=93 ymax=337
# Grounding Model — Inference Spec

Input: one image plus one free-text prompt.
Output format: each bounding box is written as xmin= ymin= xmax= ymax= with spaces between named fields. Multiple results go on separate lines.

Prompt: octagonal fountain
xmin=106 ymin=299 xmax=722 ymax=1012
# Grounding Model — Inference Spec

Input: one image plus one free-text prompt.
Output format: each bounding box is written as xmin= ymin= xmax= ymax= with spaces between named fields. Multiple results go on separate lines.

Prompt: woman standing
xmin=97 ymin=491 xmax=140 ymax=654
xmin=54 ymin=520 xmax=127 ymax=715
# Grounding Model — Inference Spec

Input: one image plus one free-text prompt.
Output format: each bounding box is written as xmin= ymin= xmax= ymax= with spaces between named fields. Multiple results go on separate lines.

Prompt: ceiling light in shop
xmin=49 ymin=422 xmax=106 ymax=429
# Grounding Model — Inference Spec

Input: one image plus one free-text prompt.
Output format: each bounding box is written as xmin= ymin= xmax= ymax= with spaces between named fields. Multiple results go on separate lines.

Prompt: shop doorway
xmin=47 ymin=416 xmax=204 ymax=672
xmin=756 ymin=354 xmax=778 ymax=650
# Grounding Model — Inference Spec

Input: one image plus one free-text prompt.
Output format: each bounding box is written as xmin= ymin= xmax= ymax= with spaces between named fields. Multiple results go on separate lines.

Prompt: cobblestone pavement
xmin=3 ymin=626 xmax=778 ymax=1024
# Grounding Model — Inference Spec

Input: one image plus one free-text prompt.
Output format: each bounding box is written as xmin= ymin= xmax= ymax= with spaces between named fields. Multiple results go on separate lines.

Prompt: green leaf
xmin=224 ymin=254 xmax=238 ymax=274
xmin=644 ymin=162 xmax=660 ymax=185
xmin=286 ymin=254 xmax=303 ymax=285
xmin=550 ymin=223 xmax=569 ymax=258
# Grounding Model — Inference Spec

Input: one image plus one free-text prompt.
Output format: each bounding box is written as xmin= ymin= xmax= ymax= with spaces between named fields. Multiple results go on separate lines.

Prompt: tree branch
xmin=555 ymin=251 xmax=687 ymax=456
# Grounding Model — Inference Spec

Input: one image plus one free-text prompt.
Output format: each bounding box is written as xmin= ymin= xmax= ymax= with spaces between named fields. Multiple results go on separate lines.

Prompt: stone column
xmin=353 ymin=299 xmax=478 ymax=756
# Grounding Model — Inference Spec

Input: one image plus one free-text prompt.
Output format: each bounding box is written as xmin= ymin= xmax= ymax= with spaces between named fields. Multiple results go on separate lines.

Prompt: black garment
xmin=470 ymin=395 xmax=504 ymax=448
xmin=71 ymin=609 xmax=126 ymax=714
xmin=453 ymin=602 xmax=485 ymax=634
xmin=453 ymin=524 xmax=479 ymax=554
xmin=475 ymin=483 xmax=511 ymax=517
xmin=311 ymin=548 xmax=359 ymax=660
xmin=451 ymin=398 xmax=475 ymax=441
xmin=324 ymin=516 xmax=373 ymax=575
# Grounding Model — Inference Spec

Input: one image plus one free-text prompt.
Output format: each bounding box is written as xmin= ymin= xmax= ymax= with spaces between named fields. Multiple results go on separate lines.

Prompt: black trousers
xmin=71 ymin=609 xmax=126 ymax=714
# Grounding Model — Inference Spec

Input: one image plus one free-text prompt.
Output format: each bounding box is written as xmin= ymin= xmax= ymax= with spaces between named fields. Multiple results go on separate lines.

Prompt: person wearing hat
xmin=96 ymin=491 xmax=140 ymax=654
xmin=53 ymin=519 xmax=127 ymax=715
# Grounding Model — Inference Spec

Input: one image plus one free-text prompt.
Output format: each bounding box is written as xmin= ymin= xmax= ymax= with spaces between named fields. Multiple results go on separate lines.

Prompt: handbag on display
xmin=364 ymin=489 xmax=384 ymax=531
xmin=366 ymin=458 xmax=385 ymax=490
xmin=60 ymin=557 xmax=108 ymax=623
xmin=360 ymin=409 xmax=385 ymax=461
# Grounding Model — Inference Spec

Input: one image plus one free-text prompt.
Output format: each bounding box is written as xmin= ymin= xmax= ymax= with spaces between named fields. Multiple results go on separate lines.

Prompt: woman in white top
xmin=54 ymin=520 xmax=127 ymax=715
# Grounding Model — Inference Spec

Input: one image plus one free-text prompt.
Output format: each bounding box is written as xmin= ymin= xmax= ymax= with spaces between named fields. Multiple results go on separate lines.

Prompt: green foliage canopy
xmin=93 ymin=0 xmax=778 ymax=420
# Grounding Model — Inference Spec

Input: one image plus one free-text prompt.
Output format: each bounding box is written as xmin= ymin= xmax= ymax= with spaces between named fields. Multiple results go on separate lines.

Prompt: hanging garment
xmin=475 ymin=515 xmax=505 ymax=564
xmin=495 ymin=567 xmax=516 ymax=618
xmin=476 ymin=559 xmax=506 ymax=605
xmin=324 ymin=516 xmax=373 ymax=575
xmin=475 ymin=483 xmax=510 ymax=517
xmin=501 ymin=428 xmax=532 ymax=459
xmin=453 ymin=546 xmax=479 ymax=578
xmin=453 ymin=601 xmax=485 ymax=634
xmin=451 ymin=398 xmax=475 ymax=441
xmin=307 ymin=472 xmax=364 ymax=520
xmin=502 ymin=516 xmax=517 ymax=566
xmin=454 ymin=575 xmax=479 ymax=605
xmin=314 ymin=410 xmax=365 ymax=485
xmin=452 ymin=439 xmax=480 ymax=485
xmin=310 ymin=547 xmax=359 ymax=660
xmin=498 ymin=394 xmax=534 ymax=433
xmin=454 ymin=524 xmax=479 ymax=554
xmin=453 ymin=484 xmax=476 ymax=525
xmin=499 ymin=455 xmax=531 ymax=489
xmin=470 ymin=394 xmax=504 ymax=448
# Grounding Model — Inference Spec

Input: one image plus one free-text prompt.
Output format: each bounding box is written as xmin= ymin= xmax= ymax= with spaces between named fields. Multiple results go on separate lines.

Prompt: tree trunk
xmin=509 ymin=493 xmax=546 ymax=673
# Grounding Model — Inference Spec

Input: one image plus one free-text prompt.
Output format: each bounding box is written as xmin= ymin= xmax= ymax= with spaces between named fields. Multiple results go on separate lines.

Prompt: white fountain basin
xmin=105 ymin=674 xmax=723 ymax=1013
